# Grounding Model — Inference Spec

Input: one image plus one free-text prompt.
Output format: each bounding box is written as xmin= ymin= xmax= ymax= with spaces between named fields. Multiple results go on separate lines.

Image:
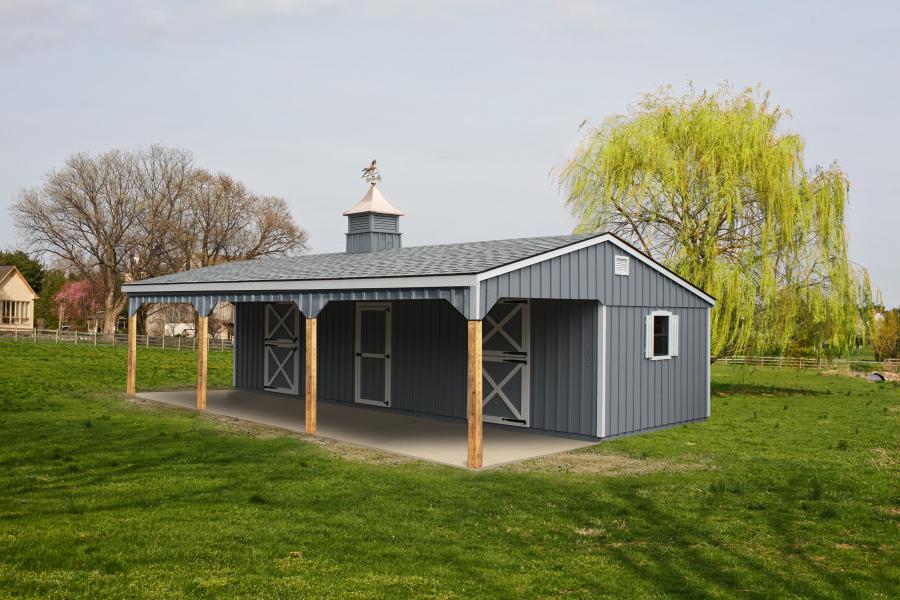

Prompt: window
xmin=653 ymin=314 xmax=669 ymax=356
xmin=645 ymin=310 xmax=679 ymax=360
xmin=0 ymin=301 xmax=30 ymax=325
xmin=614 ymin=255 xmax=630 ymax=276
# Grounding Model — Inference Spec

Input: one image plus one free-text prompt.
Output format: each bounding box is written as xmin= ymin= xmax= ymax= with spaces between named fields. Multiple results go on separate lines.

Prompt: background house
xmin=0 ymin=266 xmax=38 ymax=331
xmin=144 ymin=303 xmax=234 ymax=339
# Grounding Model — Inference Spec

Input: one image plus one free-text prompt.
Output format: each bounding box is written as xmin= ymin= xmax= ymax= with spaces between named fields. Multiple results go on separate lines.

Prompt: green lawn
xmin=0 ymin=343 xmax=897 ymax=598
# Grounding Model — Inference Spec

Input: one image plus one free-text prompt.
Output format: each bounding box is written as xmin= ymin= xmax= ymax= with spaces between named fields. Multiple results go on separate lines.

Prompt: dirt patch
xmin=871 ymin=447 xmax=899 ymax=472
xmin=306 ymin=437 xmax=420 ymax=466
xmin=499 ymin=448 xmax=710 ymax=476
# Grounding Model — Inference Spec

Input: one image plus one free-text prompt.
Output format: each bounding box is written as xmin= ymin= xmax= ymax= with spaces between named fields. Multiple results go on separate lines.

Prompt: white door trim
xmin=354 ymin=302 xmax=392 ymax=407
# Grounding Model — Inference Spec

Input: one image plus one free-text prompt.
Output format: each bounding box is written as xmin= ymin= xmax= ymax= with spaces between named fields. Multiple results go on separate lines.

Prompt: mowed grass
xmin=0 ymin=343 xmax=897 ymax=599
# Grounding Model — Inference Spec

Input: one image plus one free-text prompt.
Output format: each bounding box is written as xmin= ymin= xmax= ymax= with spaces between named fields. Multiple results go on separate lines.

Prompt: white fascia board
xmin=474 ymin=233 xmax=716 ymax=307
xmin=122 ymin=274 xmax=477 ymax=295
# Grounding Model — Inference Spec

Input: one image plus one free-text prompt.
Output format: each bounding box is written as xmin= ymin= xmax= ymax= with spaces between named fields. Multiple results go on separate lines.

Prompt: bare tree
xmin=12 ymin=146 xmax=309 ymax=334
xmin=175 ymin=171 xmax=309 ymax=269
xmin=13 ymin=150 xmax=142 ymax=333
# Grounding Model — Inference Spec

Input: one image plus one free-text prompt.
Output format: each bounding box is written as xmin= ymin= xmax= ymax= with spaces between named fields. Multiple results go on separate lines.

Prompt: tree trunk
xmin=103 ymin=294 xmax=127 ymax=334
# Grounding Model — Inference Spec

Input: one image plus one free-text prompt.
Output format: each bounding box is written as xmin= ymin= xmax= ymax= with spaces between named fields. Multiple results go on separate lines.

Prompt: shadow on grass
xmin=712 ymin=382 xmax=830 ymax=397
xmin=604 ymin=484 xmax=860 ymax=598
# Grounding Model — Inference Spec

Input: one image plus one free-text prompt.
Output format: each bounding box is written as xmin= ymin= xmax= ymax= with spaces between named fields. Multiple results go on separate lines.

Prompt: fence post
xmin=192 ymin=336 xmax=196 ymax=351
xmin=55 ymin=329 xmax=59 ymax=344
xmin=221 ymin=336 xmax=225 ymax=351
xmin=34 ymin=328 xmax=37 ymax=343
xmin=94 ymin=331 xmax=98 ymax=346
xmin=112 ymin=332 xmax=115 ymax=347
xmin=178 ymin=336 xmax=182 ymax=351
xmin=74 ymin=330 xmax=78 ymax=345
xmin=14 ymin=326 xmax=17 ymax=341
xmin=162 ymin=335 xmax=165 ymax=350
xmin=146 ymin=334 xmax=149 ymax=349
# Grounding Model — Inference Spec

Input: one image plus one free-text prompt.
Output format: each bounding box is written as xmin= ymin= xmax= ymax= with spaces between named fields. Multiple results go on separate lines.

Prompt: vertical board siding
xmin=346 ymin=231 xmax=402 ymax=254
xmin=529 ymin=299 xmax=597 ymax=437
xmin=604 ymin=306 xmax=708 ymax=437
xmin=234 ymin=303 xmax=265 ymax=391
xmin=480 ymin=240 xmax=710 ymax=317
xmin=316 ymin=301 xmax=355 ymax=402
xmin=391 ymin=300 xmax=468 ymax=419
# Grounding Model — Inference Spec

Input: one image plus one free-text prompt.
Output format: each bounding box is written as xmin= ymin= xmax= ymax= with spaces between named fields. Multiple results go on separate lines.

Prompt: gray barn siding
xmin=232 ymin=298 xmax=596 ymax=436
xmin=529 ymin=300 xmax=597 ymax=437
xmin=604 ymin=306 xmax=708 ymax=437
xmin=233 ymin=302 xmax=265 ymax=390
xmin=479 ymin=240 xmax=709 ymax=318
xmin=316 ymin=301 xmax=356 ymax=403
xmin=390 ymin=300 xmax=468 ymax=419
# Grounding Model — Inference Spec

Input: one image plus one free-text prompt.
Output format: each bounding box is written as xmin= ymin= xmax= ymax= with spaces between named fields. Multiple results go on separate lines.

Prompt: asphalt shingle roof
xmin=131 ymin=234 xmax=600 ymax=286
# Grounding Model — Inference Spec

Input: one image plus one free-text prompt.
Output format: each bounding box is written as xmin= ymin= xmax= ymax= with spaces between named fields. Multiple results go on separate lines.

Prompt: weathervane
xmin=361 ymin=159 xmax=381 ymax=186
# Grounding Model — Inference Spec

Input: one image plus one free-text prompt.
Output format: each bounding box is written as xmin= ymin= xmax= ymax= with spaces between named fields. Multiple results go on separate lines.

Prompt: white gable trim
xmin=474 ymin=233 xmax=715 ymax=306
xmin=0 ymin=267 xmax=39 ymax=300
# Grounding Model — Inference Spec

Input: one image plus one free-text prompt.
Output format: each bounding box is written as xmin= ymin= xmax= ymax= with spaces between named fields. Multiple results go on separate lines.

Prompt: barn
xmin=122 ymin=181 xmax=714 ymax=468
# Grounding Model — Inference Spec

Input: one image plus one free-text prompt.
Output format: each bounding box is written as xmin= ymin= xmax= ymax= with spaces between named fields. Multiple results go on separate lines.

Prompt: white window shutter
xmin=645 ymin=315 xmax=653 ymax=358
xmin=669 ymin=314 xmax=679 ymax=356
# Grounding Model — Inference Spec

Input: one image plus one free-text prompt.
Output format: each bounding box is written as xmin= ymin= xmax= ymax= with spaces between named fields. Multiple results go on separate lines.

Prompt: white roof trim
xmin=475 ymin=233 xmax=716 ymax=306
xmin=122 ymin=274 xmax=477 ymax=295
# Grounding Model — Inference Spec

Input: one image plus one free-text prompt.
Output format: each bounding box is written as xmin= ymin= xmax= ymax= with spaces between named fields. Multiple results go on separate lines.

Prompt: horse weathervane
xmin=361 ymin=159 xmax=381 ymax=185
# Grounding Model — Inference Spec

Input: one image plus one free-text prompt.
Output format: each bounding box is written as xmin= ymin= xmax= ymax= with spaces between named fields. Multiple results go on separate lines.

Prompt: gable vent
xmin=614 ymin=255 xmax=630 ymax=276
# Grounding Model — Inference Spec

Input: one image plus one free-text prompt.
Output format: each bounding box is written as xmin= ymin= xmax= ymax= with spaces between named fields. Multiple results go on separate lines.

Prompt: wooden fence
xmin=0 ymin=328 xmax=233 ymax=351
xmin=717 ymin=355 xmax=900 ymax=372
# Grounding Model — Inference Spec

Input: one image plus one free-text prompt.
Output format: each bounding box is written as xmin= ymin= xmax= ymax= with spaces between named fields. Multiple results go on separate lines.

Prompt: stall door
xmin=482 ymin=299 xmax=530 ymax=426
xmin=263 ymin=302 xmax=300 ymax=395
xmin=355 ymin=302 xmax=392 ymax=407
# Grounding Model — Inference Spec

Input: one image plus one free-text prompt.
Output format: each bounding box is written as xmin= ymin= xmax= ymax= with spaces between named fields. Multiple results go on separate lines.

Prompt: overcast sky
xmin=1 ymin=0 xmax=898 ymax=305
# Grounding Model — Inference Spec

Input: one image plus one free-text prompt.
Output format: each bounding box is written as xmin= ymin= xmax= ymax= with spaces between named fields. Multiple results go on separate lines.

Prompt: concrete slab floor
xmin=135 ymin=389 xmax=595 ymax=469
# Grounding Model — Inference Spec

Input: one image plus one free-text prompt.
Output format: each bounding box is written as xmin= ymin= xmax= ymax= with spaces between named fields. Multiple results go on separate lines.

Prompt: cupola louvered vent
xmin=614 ymin=255 xmax=630 ymax=276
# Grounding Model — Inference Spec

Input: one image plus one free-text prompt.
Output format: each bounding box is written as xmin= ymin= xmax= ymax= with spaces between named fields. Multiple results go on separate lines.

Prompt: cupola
xmin=343 ymin=160 xmax=403 ymax=254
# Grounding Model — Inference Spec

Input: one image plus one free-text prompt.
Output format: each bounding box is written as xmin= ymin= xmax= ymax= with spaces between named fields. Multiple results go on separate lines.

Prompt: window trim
xmin=646 ymin=310 xmax=678 ymax=361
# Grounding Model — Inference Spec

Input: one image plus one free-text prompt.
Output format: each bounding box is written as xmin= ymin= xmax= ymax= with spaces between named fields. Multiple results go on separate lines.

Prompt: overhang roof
xmin=129 ymin=234 xmax=598 ymax=286
xmin=122 ymin=232 xmax=715 ymax=307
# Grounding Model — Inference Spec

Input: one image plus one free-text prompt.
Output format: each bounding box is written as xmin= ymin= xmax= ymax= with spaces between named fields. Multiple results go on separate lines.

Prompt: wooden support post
xmin=196 ymin=316 xmax=208 ymax=411
xmin=127 ymin=314 xmax=137 ymax=396
xmin=467 ymin=320 xmax=483 ymax=469
xmin=305 ymin=317 xmax=317 ymax=434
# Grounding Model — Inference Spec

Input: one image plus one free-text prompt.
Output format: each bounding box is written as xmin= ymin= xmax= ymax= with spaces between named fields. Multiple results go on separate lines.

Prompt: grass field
xmin=0 ymin=342 xmax=897 ymax=598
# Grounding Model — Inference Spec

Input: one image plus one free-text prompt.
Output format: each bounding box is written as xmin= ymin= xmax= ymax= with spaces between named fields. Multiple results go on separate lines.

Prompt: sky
xmin=1 ymin=0 xmax=898 ymax=305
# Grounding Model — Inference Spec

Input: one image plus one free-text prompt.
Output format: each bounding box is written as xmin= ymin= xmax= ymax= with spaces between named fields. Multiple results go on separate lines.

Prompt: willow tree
xmin=560 ymin=85 xmax=872 ymax=356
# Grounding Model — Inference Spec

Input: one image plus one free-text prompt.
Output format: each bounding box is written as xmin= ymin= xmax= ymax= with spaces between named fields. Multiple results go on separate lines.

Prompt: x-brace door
xmin=482 ymin=299 xmax=530 ymax=427
xmin=263 ymin=303 xmax=300 ymax=395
